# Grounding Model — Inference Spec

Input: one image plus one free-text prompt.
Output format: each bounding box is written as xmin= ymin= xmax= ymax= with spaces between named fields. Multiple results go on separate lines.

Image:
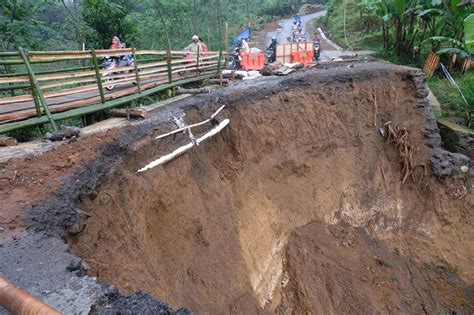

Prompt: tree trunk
xmin=193 ymin=0 xmax=200 ymax=35
xmin=395 ymin=18 xmax=403 ymax=56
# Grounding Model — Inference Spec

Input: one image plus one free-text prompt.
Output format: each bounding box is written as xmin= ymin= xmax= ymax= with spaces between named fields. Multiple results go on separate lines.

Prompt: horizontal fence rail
xmin=0 ymin=47 xmax=222 ymax=133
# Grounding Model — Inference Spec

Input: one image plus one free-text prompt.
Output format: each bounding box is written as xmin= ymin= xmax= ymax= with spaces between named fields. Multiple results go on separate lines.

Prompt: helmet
xmin=192 ymin=35 xmax=199 ymax=41
xmin=271 ymin=35 xmax=277 ymax=42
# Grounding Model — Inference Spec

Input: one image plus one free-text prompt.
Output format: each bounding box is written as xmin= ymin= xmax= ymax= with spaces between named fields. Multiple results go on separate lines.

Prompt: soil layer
xmin=1 ymin=62 xmax=472 ymax=314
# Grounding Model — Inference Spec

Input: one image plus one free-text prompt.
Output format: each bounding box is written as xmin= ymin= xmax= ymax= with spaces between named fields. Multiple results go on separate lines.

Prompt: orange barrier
xmin=241 ymin=53 xmax=265 ymax=71
xmin=291 ymin=50 xmax=314 ymax=63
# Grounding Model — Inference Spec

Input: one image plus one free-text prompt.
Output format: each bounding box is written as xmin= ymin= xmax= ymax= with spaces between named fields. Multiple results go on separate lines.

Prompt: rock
xmin=45 ymin=126 xmax=81 ymax=142
xmin=438 ymin=120 xmax=474 ymax=160
xmin=0 ymin=136 xmax=18 ymax=147
xmin=431 ymin=148 xmax=470 ymax=178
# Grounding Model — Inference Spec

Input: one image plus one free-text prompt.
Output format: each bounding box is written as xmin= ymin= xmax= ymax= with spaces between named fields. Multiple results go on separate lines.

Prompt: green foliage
xmin=325 ymin=0 xmax=473 ymax=59
xmin=465 ymin=14 xmax=474 ymax=54
xmin=427 ymin=71 xmax=474 ymax=128
xmin=80 ymin=0 xmax=138 ymax=48
xmin=390 ymin=272 xmax=398 ymax=281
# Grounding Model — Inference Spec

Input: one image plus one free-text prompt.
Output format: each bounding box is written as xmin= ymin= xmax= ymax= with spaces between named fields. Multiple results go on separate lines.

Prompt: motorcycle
xmin=100 ymin=56 xmax=135 ymax=91
xmin=265 ymin=49 xmax=275 ymax=64
xmin=100 ymin=57 xmax=119 ymax=91
xmin=178 ymin=51 xmax=195 ymax=76
xmin=227 ymin=47 xmax=242 ymax=70
xmin=313 ymin=41 xmax=321 ymax=60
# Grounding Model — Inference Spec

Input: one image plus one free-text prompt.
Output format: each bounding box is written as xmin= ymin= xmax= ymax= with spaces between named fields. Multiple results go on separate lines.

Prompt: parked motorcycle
xmin=227 ymin=47 xmax=242 ymax=70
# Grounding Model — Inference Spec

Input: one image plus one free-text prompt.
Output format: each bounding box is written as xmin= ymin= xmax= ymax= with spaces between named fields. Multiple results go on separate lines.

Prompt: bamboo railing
xmin=0 ymin=47 xmax=222 ymax=133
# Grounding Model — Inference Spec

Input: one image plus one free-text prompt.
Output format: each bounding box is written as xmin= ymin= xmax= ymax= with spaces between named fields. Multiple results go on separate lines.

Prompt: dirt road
xmin=264 ymin=10 xmax=327 ymax=46
xmin=263 ymin=10 xmax=370 ymax=61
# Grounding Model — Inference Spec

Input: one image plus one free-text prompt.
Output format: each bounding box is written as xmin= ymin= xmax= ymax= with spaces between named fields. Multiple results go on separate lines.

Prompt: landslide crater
xmin=67 ymin=64 xmax=474 ymax=314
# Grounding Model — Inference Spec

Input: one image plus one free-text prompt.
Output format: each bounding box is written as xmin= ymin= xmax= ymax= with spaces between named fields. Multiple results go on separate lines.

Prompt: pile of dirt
xmin=298 ymin=4 xmax=325 ymax=15
xmin=62 ymin=64 xmax=471 ymax=313
xmin=0 ymin=128 xmax=122 ymax=232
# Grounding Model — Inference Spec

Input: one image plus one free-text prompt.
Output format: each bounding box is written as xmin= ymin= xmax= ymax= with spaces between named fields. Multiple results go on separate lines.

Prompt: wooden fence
xmin=0 ymin=47 xmax=222 ymax=134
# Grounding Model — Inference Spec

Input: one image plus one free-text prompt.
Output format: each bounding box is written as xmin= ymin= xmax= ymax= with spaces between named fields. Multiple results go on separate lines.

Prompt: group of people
xmin=108 ymin=35 xmax=133 ymax=67
xmin=107 ymin=34 xmax=209 ymax=69
xmin=287 ymin=15 xmax=307 ymax=43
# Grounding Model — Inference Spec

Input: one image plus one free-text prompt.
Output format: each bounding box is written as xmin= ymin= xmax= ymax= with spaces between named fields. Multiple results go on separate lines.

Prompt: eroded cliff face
xmin=63 ymin=64 xmax=472 ymax=314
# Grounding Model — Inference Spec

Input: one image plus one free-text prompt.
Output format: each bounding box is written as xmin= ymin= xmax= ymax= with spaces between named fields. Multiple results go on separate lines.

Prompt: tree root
xmin=385 ymin=122 xmax=426 ymax=185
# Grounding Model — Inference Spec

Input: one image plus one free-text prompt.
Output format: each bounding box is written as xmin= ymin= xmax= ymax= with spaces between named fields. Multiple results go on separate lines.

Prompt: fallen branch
xmin=138 ymin=119 xmax=229 ymax=173
xmin=175 ymin=87 xmax=210 ymax=95
xmin=110 ymin=108 xmax=147 ymax=119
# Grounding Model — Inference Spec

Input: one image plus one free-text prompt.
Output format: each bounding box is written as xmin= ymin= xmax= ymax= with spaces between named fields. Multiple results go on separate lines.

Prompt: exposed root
xmin=385 ymin=122 xmax=426 ymax=185
xmin=372 ymin=93 xmax=378 ymax=127
xmin=378 ymin=155 xmax=388 ymax=186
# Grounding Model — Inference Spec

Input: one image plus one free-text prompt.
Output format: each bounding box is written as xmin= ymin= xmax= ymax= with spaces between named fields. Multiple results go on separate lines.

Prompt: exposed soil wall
xmin=63 ymin=64 xmax=473 ymax=314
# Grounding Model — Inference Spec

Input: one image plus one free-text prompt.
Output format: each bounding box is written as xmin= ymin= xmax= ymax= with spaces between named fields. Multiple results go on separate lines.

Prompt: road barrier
xmin=291 ymin=50 xmax=314 ymax=63
xmin=240 ymin=53 xmax=265 ymax=71
xmin=276 ymin=42 xmax=314 ymax=64
xmin=0 ymin=48 xmax=222 ymax=133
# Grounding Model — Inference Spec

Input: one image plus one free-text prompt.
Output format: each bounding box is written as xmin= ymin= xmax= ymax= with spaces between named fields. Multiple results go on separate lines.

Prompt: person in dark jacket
xmin=267 ymin=35 xmax=278 ymax=63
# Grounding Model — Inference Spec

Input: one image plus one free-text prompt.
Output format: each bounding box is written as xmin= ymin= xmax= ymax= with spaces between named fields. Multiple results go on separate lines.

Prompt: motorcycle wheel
xmin=227 ymin=58 xmax=237 ymax=70
xmin=103 ymin=74 xmax=115 ymax=91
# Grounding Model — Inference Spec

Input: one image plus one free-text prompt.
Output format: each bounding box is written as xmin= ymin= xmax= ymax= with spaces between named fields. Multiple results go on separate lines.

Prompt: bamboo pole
xmin=0 ymin=83 xmax=31 ymax=91
xmin=18 ymin=48 xmax=41 ymax=118
xmin=217 ymin=50 xmax=222 ymax=75
xmin=0 ymin=51 xmax=20 ymax=56
xmin=91 ymin=49 xmax=106 ymax=104
xmin=0 ymin=276 xmax=62 ymax=315
xmin=166 ymin=49 xmax=173 ymax=84
xmin=196 ymin=46 xmax=201 ymax=76
xmin=131 ymin=48 xmax=141 ymax=93
xmin=0 ymin=76 xmax=30 ymax=84
xmin=0 ymin=73 xmax=218 ymax=133
xmin=0 ymin=66 xmax=94 ymax=79
xmin=225 ymin=22 xmax=229 ymax=55
xmin=19 ymin=48 xmax=58 ymax=131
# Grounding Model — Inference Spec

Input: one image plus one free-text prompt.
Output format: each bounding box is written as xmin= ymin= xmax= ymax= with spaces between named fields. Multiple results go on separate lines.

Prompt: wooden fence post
xmin=166 ymin=49 xmax=173 ymax=84
xmin=131 ymin=47 xmax=141 ymax=93
xmin=217 ymin=50 xmax=222 ymax=75
xmin=196 ymin=46 xmax=200 ymax=76
xmin=18 ymin=47 xmax=58 ymax=131
xmin=91 ymin=49 xmax=106 ymax=104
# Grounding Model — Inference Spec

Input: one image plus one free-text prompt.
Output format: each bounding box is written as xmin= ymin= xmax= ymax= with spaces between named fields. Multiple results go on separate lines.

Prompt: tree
xmin=80 ymin=0 xmax=138 ymax=49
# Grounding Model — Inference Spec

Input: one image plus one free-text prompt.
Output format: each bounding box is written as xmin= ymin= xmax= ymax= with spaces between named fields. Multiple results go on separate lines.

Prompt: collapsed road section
xmin=0 ymin=62 xmax=472 ymax=314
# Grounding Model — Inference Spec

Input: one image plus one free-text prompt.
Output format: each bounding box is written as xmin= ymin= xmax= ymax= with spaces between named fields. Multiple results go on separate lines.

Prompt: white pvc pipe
xmin=155 ymin=105 xmax=226 ymax=140
xmin=138 ymin=119 xmax=230 ymax=173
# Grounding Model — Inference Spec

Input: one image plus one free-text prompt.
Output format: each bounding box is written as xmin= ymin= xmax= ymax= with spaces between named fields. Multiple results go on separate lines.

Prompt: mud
xmin=1 ymin=62 xmax=473 ymax=314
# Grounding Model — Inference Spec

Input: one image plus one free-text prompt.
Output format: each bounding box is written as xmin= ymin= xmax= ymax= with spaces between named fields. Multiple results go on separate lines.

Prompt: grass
xmin=427 ymin=71 xmax=474 ymax=128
